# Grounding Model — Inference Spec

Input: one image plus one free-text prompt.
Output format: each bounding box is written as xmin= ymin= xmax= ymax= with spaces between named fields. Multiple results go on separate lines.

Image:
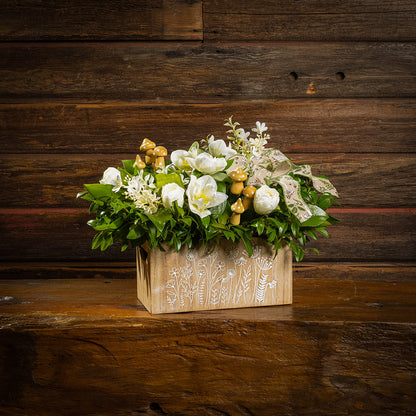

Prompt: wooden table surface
xmin=1 ymin=277 xmax=415 ymax=415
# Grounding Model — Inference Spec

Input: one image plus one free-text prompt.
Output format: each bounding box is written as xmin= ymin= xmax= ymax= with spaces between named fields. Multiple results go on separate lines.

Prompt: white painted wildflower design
xmin=164 ymin=242 xmax=281 ymax=310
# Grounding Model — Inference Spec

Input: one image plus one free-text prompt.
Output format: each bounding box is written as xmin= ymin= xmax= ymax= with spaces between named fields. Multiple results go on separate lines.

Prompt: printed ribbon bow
xmin=228 ymin=150 xmax=338 ymax=223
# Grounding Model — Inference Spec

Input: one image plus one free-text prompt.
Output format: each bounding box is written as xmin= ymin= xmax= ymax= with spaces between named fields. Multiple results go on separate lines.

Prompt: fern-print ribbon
xmin=232 ymin=150 xmax=338 ymax=223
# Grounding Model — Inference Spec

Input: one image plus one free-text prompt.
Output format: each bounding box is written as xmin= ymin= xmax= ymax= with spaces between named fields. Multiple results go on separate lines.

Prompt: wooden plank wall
xmin=0 ymin=0 xmax=415 ymax=279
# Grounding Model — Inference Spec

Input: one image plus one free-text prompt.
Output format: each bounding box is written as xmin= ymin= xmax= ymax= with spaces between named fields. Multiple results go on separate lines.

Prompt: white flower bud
xmin=100 ymin=167 xmax=122 ymax=192
xmin=253 ymin=185 xmax=280 ymax=215
xmin=161 ymin=183 xmax=185 ymax=210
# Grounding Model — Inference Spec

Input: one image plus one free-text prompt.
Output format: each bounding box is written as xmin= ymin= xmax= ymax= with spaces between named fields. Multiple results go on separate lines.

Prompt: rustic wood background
xmin=1 ymin=2 xmax=416 ymax=415
xmin=1 ymin=0 xmax=415 ymax=278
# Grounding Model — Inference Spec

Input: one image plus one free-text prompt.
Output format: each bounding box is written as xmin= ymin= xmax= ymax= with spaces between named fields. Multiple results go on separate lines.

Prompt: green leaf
xmin=306 ymin=229 xmax=318 ymax=240
xmin=122 ymin=160 xmax=135 ymax=174
xmin=216 ymin=181 xmax=227 ymax=194
xmin=127 ymin=227 xmax=138 ymax=240
xmin=84 ymin=183 xmax=114 ymax=199
xmin=201 ymin=216 xmax=210 ymax=228
xmin=316 ymin=227 xmax=329 ymax=238
xmin=301 ymin=205 xmax=328 ymax=227
xmin=254 ymin=220 xmax=265 ymax=236
xmin=91 ymin=232 xmax=103 ymax=250
xmin=210 ymin=200 xmax=227 ymax=219
xmin=318 ymin=194 xmax=334 ymax=211
xmin=212 ymin=172 xmax=229 ymax=182
xmin=146 ymin=209 xmax=172 ymax=233
xmin=155 ymin=173 xmax=183 ymax=189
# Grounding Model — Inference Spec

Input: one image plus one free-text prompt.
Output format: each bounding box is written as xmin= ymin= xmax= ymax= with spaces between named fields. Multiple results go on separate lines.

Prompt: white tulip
xmin=186 ymin=152 xmax=227 ymax=174
xmin=170 ymin=150 xmax=192 ymax=171
xmin=100 ymin=167 xmax=122 ymax=192
xmin=208 ymin=136 xmax=237 ymax=160
xmin=186 ymin=175 xmax=228 ymax=218
xmin=161 ymin=183 xmax=185 ymax=210
xmin=253 ymin=185 xmax=280 ymax=215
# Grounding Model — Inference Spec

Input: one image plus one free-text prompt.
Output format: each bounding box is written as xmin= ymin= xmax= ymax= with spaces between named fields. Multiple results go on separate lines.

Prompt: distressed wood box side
xmin=137 ymin=240 xmax=292 ymax=314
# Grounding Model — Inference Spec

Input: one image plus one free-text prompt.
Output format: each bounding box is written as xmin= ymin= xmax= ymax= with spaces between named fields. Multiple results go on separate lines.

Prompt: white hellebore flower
xmin=252 ymin=121 xmax=268 ymax=135
xmin=170 ymin=150 xmax=192 ymax=171
xmin=186 ymin=152 xmax=227 ymax=174
xmin=253 ymin=185 xmax=280 ymax=215
xmin=207 ymin=136 xmax=237 ymax=160
xmin=186 ymin=175 xmax=228 ymax=218
xmin=161 ymin=183 xmax=185 ymax=210
xmin=100 ymin=167 xmax=122 ymax=192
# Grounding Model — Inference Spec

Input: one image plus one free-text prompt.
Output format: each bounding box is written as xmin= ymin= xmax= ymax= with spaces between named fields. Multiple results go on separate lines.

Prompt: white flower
xmin=248 ymin=137 xmax=268 ymax=157
xmin=252 ymin=121 xmax=268 ymax=134
xmin=237 ymin=129 xmax=250 ymax=141
xmin=186 ymin=152 xmax=227 ymax=174
xmin=125 ymin=172 xmax=160 ymax=214
xmin=161 ymin=183 xmax=185 ymax=209
xmin=253 ymin=185 xmax=280 ymax=215
xmin=186 ymin=175 xmax=228 ymax=218
xmin=100 ymin=167 xmax=122 ymax=192
xmin=170 ymin=150 xmax=192 ymax=171
xmin=208 ymin=136 xmax=237 ymax=160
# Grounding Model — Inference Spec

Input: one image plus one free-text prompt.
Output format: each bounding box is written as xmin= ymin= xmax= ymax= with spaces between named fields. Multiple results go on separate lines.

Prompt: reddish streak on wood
xmin=0 ymin=207 xmax=415 ymax=215
xmin=328 ymin=207 xmax=416 ymax=213
xmin=0 ymin=207 xmax=415 ymax=217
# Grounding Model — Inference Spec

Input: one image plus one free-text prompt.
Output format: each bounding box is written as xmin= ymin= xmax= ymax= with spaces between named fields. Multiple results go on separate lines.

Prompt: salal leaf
xmin=301 ymin=205 xmax=328 ymax=227
xmin=155 ymin=173 xmax=183 ymax=189
xmin=122 ymin=160 xmax=135 ymax=175
xmin=84 ymin=183 xmax=114 ymax=199
xmin=146 ymin=209 xmax=172 ymax=233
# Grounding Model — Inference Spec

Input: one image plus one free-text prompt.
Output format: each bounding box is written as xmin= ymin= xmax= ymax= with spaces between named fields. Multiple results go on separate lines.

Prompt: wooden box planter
xmin=136 ymin=239 xmax=292 ymax=314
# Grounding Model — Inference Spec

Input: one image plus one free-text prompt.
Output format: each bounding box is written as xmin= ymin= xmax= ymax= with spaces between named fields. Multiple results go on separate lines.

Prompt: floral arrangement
xmin=78 ymin=117 xmax=339 ymax=262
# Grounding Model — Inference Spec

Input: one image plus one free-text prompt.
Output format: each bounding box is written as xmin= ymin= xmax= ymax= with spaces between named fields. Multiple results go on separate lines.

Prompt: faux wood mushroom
xmin=230 ymin=168 xmax=247 ymax=195
xmin=242 ymin=185 xmax=257 ymax=210
xmin=140 ymin=138 xmax=156 ymax=164
xmin=154 ymin=146 xmax=168 ymax=169
xmin=230 ymin=198 xmax=245 ymax=225
xmin=133 ymin=154 xmax=146 ymax=169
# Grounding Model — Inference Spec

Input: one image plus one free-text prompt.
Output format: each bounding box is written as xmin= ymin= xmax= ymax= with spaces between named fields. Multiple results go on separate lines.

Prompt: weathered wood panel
xmin=1 ymin=153 xmax=414 ymax=208
xmin=204 ymin=0 xmax=416 ymax=41
xmin=1 ymin=262 xmax=415 ymax=282
xmin=0 ymin=210 xmax=414 ymax=262
xmin=1 ymin=100 xmax=415 ymax=154
xmin=0 ymin=0 xmax=202 ymax=41
xmin=1 ymin=43 xmax=415 ymax=101
xmin=0 ymin=278 xmax=415 ymax=415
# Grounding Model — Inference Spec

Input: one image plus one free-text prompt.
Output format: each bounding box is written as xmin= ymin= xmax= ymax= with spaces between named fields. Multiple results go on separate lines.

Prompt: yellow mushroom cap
xmin=154 ymin=146 xmax=167 ymax=157
xmin=140 ymin=138 xmax=156 ymax=152
xmin=243 ymin=185 xmax=257 ymax=198
xmin=230 ymin=167 xmax=247 ymax=182
xmin=231 ymin=198 xmax=245 ymax=214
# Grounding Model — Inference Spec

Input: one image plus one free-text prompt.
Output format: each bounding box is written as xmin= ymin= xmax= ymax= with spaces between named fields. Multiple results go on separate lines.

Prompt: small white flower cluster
xmin=225 ymin=118 xmax=270 ymax=159
xmin=124 ymin=171 xmax=160 ymax=215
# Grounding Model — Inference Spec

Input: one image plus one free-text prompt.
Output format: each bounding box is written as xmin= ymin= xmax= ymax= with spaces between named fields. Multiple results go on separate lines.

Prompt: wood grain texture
xmin=0 ymin=0 xmax=202 ymax=41
xmin=0 ymin=278 xmax=415 ymax=415
xmin=0 ymin=210 xmax=414 ymax=262
xmin=2 ymin=100 xmax=416 ymax=154
xmin=1 ymin=153 xmax=414 ymax=208
xmin=1 ymin=261 xmax=415 ymax=282
xmin=1 ymin=43 xmax=415 ymax=101
xmin=204 ymin=0 xmax=416 ymax=41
